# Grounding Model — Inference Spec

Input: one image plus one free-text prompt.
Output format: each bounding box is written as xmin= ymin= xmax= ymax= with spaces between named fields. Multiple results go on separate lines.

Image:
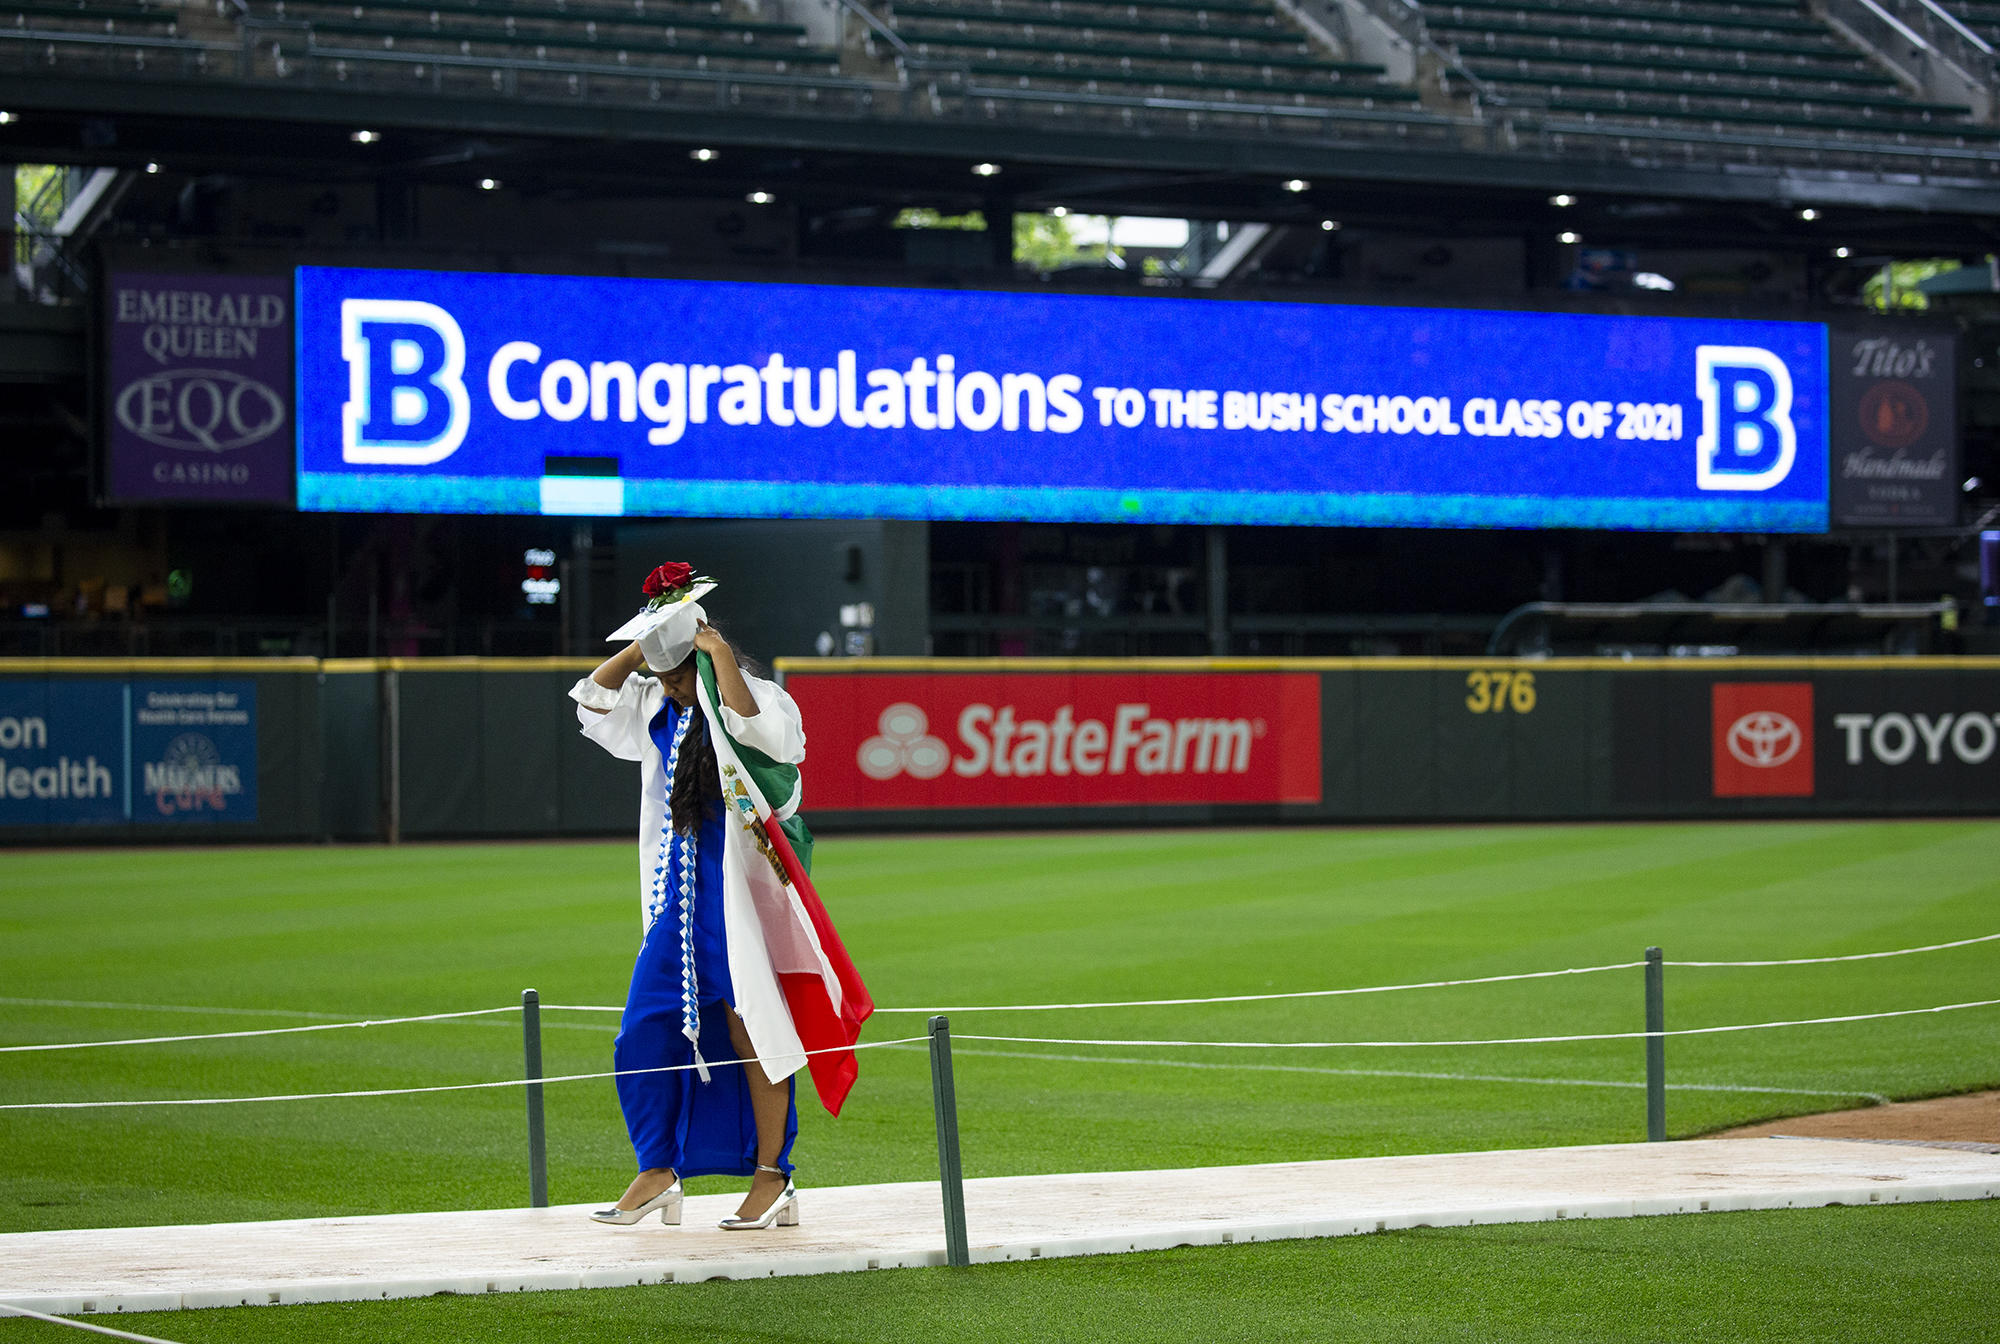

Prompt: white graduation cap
xmin=607 ymin=579 xmax=717 ymax=671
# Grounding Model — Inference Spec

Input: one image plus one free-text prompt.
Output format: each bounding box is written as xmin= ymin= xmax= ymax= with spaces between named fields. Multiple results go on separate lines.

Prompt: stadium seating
xmin=877 ymin=0 xmax=1419 ymax=111
xmin=258 ymin=0 xmax=835 ymax=74
xmin=1941 ymin=0 xmax=2000 ymax=50
xmin=3 ymin=0 xmax=1995 ymax=166
xmin=1423 ymin=0 xmax=2000 ymax=144
xmin=7 ymin=0 xmax=177 ymax=33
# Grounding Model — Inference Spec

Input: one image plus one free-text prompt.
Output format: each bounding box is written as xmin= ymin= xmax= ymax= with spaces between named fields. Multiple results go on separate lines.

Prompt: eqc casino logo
xmin=1711 ymin=682 xmax=1815 ymax=798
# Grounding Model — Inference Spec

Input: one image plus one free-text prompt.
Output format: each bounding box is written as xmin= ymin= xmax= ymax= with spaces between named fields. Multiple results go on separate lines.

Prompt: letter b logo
xmin=1696 ymin=345 xmax=1795 ymax=492
xmin=340 ymin=299 xmax=469 ymax=464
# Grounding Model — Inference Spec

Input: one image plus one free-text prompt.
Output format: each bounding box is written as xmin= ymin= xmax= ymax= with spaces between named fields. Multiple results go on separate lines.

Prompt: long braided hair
xmin=666 ymin=627 xmax=765 ymax=836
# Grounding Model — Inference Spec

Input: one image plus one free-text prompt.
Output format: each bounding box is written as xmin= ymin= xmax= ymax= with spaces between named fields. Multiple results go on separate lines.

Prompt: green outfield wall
xmin=2 ymin=657 xmax=1997 ymax=843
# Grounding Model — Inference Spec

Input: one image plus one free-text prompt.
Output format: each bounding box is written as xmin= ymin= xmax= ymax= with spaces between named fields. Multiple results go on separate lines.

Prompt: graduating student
xmin=569 ymin=562 xmax=871 ymax=1230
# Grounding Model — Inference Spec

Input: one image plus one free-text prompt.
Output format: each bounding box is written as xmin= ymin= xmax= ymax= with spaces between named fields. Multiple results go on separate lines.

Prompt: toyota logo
xmin=857 ymin=703 xmax=949 ymax=781
xmin=1726 ymin=711 xmax=1802 ymax=768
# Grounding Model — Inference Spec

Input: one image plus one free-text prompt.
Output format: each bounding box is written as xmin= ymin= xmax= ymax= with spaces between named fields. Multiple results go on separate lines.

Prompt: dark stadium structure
xmin=3 ymin=0 xmax=2000 ymax=659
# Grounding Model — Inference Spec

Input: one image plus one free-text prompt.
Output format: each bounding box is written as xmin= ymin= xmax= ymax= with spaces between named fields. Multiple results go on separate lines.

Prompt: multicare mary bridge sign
xmin=296 ymin=267 xmax=1829 ymax=531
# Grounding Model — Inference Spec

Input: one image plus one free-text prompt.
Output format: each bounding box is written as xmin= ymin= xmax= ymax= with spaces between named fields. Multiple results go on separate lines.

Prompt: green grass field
xmin=2 ymin=820 xmax=1997 ymax=1341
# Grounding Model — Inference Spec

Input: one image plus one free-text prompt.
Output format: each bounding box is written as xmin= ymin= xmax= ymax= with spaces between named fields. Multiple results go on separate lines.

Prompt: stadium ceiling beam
xmin=9 ymin=74 xmax=2000 ymax=221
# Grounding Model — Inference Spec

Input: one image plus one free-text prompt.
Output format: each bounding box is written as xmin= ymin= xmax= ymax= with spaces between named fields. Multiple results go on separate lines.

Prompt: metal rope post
xmin=523 ymin=988 xmax=548 ymax=1207
xmin=928 ymin=1014 xmax=970 ymax=1267
xmin=1644 ymin=948 xmax=1666 ymax=1142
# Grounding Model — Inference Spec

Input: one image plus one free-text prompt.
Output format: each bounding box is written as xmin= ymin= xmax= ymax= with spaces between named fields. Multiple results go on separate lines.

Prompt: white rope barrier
xmin=0 ymin=1037 xmax=932 ymax=1111
xmin=950 ymin=997 xmax=2000 ymax=1050
xmin=1666 ymin=931 xmax=2000 ymax=966
xmin=861 ymin=930 xmax=2000 ymax=1014
xmin=6 ymin=997 xmax=1994 ymax=1111
xmin=0 ymin=1303 xmax=184 ymax=1344
xmin=864 ymin=960 xmax=1651 ymax=1014
xmin=0 ymin=1006 xmax=523 ymax=1054
xmin=1 ymin=933 xmax=1991 ymax=1054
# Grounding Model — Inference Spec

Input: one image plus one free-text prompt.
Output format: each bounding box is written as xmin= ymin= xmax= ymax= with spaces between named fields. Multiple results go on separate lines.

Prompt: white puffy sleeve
xmin=570 ymin=671 xmax=659 ymax=762
xmin=717 ymin=673 xmax=806 ymax=765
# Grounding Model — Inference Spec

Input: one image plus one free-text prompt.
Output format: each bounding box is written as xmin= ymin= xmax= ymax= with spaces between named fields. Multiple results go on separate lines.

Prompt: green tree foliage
xmin=1013 ymin=213 xmax=1111 ymax=272
xmin=890 ymin=208 xmax=1120 ymax=272
xmin=1861 ymin=258 xmax=1962 ymax=311
xmin=14 ymin=165 xmax=66 ymax=228
xmin=890 ymin=208 xmax=987 ymax=231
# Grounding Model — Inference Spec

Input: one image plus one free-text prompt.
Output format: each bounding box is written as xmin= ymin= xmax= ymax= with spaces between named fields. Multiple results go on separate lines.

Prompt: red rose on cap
xmin=642 ymin=561 xmax=695 ymax=598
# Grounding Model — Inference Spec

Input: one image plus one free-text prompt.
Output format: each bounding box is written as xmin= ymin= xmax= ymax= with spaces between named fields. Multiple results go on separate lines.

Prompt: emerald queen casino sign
xmin=295 ymin=267 xmax=1829 ymax=531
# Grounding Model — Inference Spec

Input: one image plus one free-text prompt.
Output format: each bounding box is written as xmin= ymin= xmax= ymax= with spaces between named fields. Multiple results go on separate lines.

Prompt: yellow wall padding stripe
xmin=773 ymin=655 xmax=2000 ymax=674
xmin=5 ymin=655 xmax=1998 ymax=676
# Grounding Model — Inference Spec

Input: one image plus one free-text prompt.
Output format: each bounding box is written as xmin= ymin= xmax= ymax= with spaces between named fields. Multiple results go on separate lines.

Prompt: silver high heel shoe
xmin=590 ymin=1178 xmax=683 ymax=1226
xmin=717 ymin=1165 xmax=798 ymax=1230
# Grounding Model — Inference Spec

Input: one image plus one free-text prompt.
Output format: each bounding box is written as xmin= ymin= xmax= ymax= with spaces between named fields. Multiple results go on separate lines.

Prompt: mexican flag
xmin=696 ymin=653 xmax=874 ymax=1116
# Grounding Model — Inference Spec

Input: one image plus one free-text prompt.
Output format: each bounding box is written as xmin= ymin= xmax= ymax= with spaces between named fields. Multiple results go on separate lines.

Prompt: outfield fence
xmin=8 ymin=656 xmax=2000 ymax=844
xmin=3 ymin=932 xmax=1995 ymax=1267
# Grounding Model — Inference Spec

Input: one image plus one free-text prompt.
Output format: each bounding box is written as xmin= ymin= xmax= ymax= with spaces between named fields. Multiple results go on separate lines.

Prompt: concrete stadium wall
xmin=3 ymin=656 xmax=1997 ymax=843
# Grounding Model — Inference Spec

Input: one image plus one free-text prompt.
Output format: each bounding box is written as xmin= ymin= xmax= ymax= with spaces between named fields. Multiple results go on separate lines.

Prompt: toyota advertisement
xmin=294 ymin=266 xmax=1829 ymax=532
xmin=1611 ymin=667 xmax=2000 ymax=814
xmin=785 ymin=671 xmax=1323 ymax=812
xmin=1700 ymin=675 xmax=2000 ymax=806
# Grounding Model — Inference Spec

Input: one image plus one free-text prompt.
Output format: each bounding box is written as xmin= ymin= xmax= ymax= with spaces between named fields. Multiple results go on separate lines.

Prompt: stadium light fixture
xmin=350 ymin=129 xmax=380 ymax=144
xmin=1834 ymin=246 xmax=1852 ymax=259
xmin=746 ymin=191 xmax=775 ymax=205
xmin=1050 ymin=206 xmax=1069 ymax=218
xmin=0 ymin=111 xmax=15 ymax=125
xmin=479 ymin=177 xmax=500 ymax=191
xmin=1320 ymin=219 xmax=1340 ymax=232
xmin=1798 ymin=208 xmax=1820 ymax=221
xmin=690 ymin=147 xmax=719 ymax=162
xmin=971 ymin=162 xmax=1001 ymax=177
xmin=1558 ymin=230 xmax=1580 ymax=245
xmin=1548 ymin=193 xmax=1576 ymax=207
xmin=144 ymin=162 xmax=160 ymax=174
xmin=1281 ymin=178 xmax=1310 ymax=193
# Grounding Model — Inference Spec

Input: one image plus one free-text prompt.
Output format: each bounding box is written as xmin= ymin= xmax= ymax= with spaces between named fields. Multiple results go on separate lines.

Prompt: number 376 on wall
xmin=1465 ymin=670 xmax=1537 ymax=714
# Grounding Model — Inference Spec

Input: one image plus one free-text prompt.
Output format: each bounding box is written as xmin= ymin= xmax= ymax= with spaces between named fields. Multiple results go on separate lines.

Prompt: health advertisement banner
xmin=783 ymin=671 xmax=1322 ymax=811
xmin=104 ymin=272 xmax=295 ymax=505
xmin=0 ymin=679 xmax=258 ymax=826
xmin=296 ymin=268 xmax=1830 ymax=532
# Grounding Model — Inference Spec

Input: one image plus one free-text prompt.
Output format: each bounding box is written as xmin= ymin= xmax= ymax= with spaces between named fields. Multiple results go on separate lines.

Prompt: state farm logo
xmin=801 ymin=672 xmax=1323 ymax=811
xmin=950 ymin=702 xmax=1257 ymax=779
xmin=858 ymin=700 xmax=1259 ymax=780
xmin=1725 ymin=710 xmax=1802 ymax=769
xmin=857 ymin=704 xmax=949 ymax=781
xmin=1712 ymin=683 xmax=1814 ymax=798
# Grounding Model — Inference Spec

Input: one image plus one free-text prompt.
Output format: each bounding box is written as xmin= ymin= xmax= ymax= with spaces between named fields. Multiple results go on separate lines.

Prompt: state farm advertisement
xmin=787 ymin=672 xmax=1323 ymax=811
